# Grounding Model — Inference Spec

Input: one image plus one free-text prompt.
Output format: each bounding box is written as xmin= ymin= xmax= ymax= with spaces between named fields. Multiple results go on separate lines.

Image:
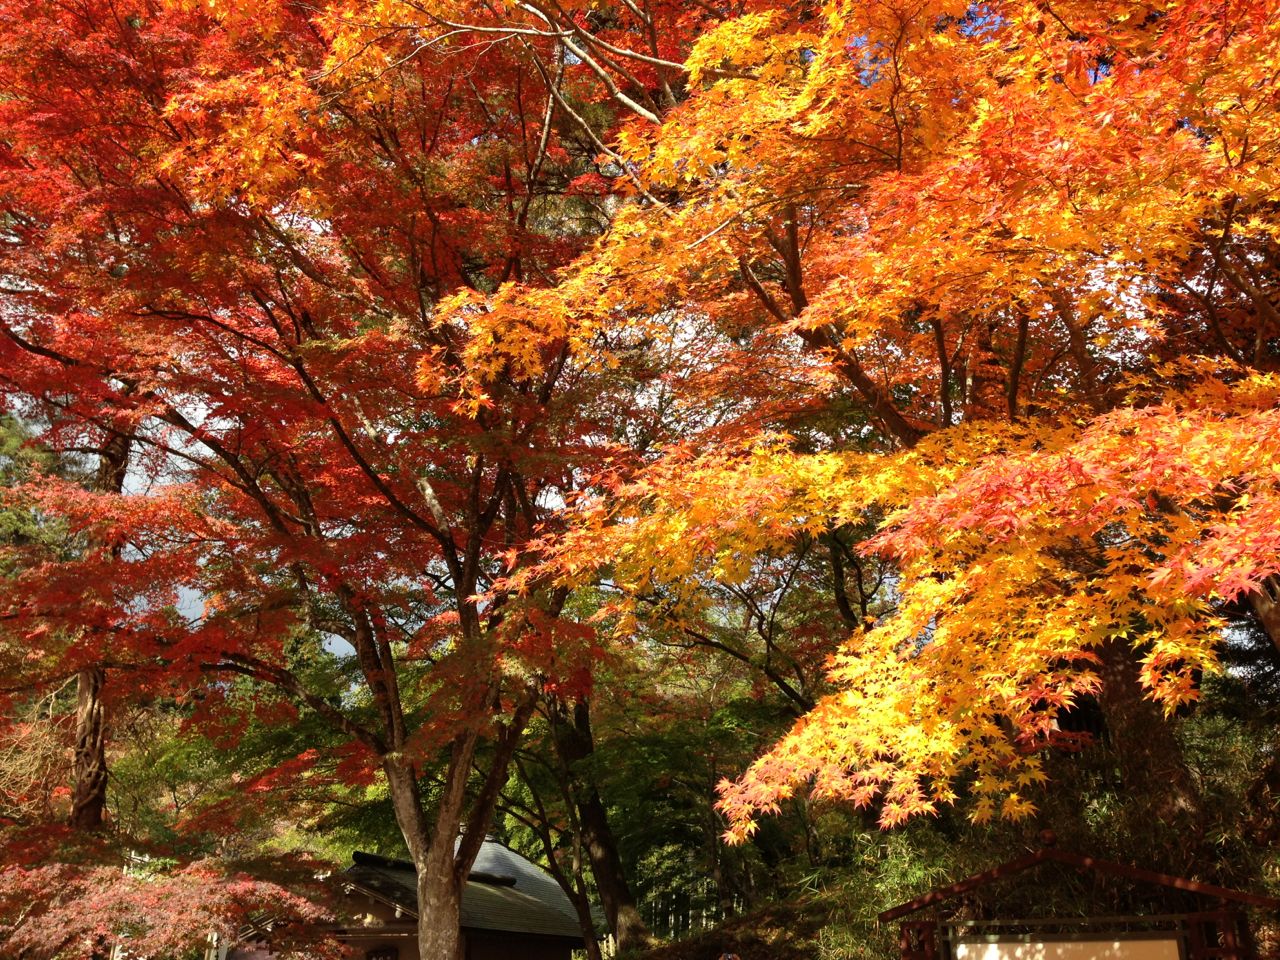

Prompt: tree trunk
xmin=383 ymin=694 xmax=534 ymax=960
xmin=530 ymin=822 xmax=603 ymax=960
xmin=69 ymin=665 xmax=108 ymax=830
xmin=531 ymin=820 xmax=604 ymax=960
xmin=567 ymin=889 xmax=604 ymax=960
xmin=503 ymin=770 xmax=604 ymax=960
xmin=1250 ymin=575 xmax=1280 ymax=654
xmin=1093 ymin=638 xmax=1204 ymax=843
xmin=550 ymin=698 xmax=654 ymax=953
xmin=384 ymin=758 xmax=467 ymax=960
xmin=416 ymin=845 xmax=464 ymax=960
xmin=579 ymin=779 xmax=653 ymax=952
xmin=67 ymin=430 xmax=132 ymax=831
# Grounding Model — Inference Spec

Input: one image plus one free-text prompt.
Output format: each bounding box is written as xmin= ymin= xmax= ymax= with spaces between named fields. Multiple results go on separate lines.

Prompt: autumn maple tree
xmin=491 ymin=0 xmax=1280 ymax=842
xmin=0 ymin=0 xmax=705 ymax=955
xmin=3 ymin=0 xmax=1280 ymax=954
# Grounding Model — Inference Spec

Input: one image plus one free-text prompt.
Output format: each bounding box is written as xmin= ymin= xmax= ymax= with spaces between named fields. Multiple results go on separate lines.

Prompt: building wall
xmin=326 ymin=930 xmax=576 ymax=960
xmin=323 ymin=898 xmax=422 ymax=960
xmin=228 ymin=889 xmax=581 ymax=960
xmin=463 ymin=931 xmax=577 ymax=960
xmin=337 ymin=928 xmax=578 ymax=960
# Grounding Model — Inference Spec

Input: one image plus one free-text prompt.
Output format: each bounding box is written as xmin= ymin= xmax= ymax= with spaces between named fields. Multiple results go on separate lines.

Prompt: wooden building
xmin=881 ymin=835 xmax=1280 ymax=960
xmin=227 ymin=840 xmax=587 ymax=960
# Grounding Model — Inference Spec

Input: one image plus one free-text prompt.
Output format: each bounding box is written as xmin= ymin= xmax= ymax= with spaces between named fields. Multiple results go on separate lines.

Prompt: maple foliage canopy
xmin=0 ymin=0 xmax=700 ymax=953
xmin=486 ymin=0 xmax=1280 ymax=837
xmin=1 ymin=0 xmax=1280 ymax=948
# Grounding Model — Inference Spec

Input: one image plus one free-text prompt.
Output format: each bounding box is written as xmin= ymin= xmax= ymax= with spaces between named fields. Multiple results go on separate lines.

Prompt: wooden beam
xmin=879 ymin=851 xmax=1049 ymax=922
xmin=1046 ymin=851 xmax=1280 ymax=911
xmin=879 ymin=848 xmax=1280 ymax=923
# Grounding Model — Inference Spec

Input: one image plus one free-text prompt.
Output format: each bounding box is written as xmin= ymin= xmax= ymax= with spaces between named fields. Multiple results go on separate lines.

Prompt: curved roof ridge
xmin=344 ymin=840 xmax=585 ymax=942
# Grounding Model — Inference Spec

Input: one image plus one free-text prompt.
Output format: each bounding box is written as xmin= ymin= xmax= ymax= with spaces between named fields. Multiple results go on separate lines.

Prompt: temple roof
xmin=345 ymin=842 xmax=584 ymax=942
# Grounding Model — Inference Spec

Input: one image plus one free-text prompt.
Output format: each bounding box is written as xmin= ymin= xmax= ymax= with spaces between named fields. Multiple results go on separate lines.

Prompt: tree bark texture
xmin=384 ymin=757 xmax=466 ymax=960
xmin=383 ymin=694 xmax=534 ymax=960
xmin=68 ymin=429 xmax=133 ymax=831
xmin=415 ymin=845 xmax=464 ymax=960
xmin=551 ymin=698 xmax=654 ymax=953
xmin=1250 ymin=575 xmax=1280 ymax=655
xmin=1093 ymin=638 xmax=1204 ymax=843
xmin=69 ymin=664 xmax=108 ymax=830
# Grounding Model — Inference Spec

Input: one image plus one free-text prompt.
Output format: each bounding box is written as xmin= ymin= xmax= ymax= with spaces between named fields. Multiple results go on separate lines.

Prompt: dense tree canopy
xmin=1 ymin=0 xmax=1278 ymax=957
xmin=504 ymin=0 xmax=1280 ymax=838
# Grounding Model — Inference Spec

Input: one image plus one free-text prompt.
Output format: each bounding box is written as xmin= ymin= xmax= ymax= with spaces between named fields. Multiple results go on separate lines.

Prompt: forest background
xmin=1 ymin=0 xmax=1280 ymax=958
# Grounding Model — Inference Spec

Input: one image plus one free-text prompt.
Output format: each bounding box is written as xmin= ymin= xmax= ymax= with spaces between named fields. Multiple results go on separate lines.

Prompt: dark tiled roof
xmin=346 ymin=842 xmax=583 ymax=942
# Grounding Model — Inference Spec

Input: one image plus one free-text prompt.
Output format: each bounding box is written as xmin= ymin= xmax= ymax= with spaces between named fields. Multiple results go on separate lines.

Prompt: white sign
xmin=953 ymin=937 xmax=1183 ymax=960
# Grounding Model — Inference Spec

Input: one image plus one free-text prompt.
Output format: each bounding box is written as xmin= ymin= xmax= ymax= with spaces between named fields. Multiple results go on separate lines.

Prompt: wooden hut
xmin=225 ymin=840 xmax=588 ymax=960
xmin=881 ymin=835 xmax=1280 ymax=960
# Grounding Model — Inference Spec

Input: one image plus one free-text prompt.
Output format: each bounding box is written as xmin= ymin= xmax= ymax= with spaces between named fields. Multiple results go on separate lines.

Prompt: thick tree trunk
xmin=1093 ymin=638 xmax=1203 ymax=836
xmin=69 ymin=665 xmax=108 ymax=830
xmin=416 ymin=845 xmax=464 ymax=960
xmin=67 ymin=430 xmax=131 ymax=831
xmin=1250 ymin=575 xmax=1280 ymax=655
xmin=550 ymin=698 xmax=654 ymax=953
xmin=579 ymin=780 xmax=653 ymax=951
xmin=384 ymin=759 xmax=467 ymax=960
xmin=383 ymin=694 xmax=534 ymax=960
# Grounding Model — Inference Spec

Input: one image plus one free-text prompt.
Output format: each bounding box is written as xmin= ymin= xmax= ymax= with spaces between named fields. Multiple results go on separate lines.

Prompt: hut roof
xmin=345 ymin=841 xmax=583 ymax=942
xmin=880 ymin=837 xmax=1280 ymax=924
